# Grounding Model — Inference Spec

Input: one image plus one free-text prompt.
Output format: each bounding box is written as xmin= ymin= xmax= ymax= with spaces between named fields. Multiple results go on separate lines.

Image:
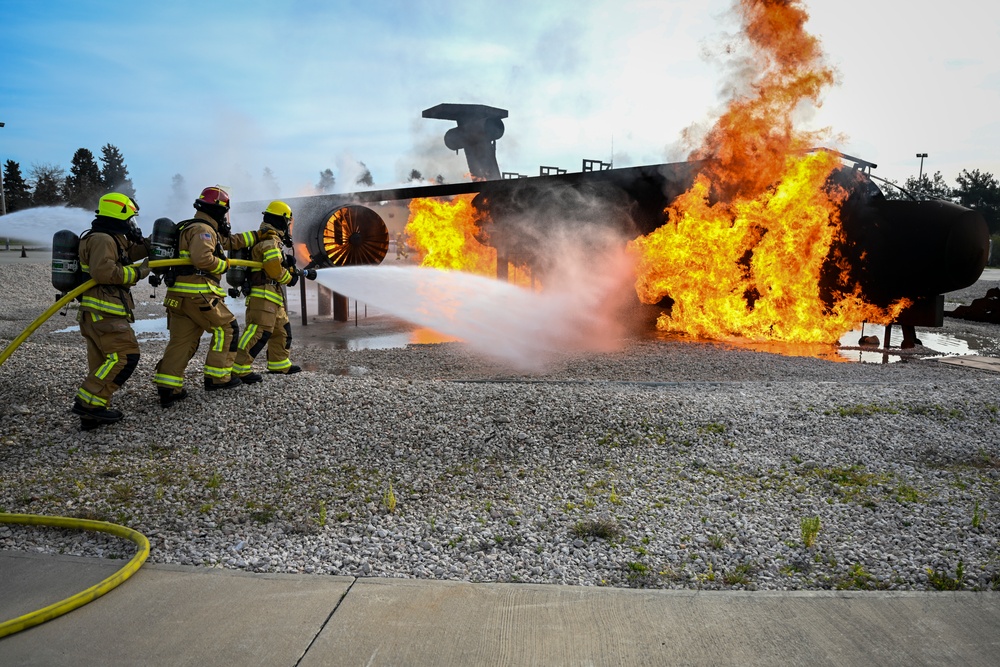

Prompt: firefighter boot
xmin=236 ymin=372 xmax=263 ymax=384
xmin=72 ymin=399 xmax=124 ymax=427
xmin=204 ymin=375 xmax=242 ymax=391
xmin=269 ymin=365 xmax=301 ymax=375
xmin=158 ymin=387 xmax=189 ymax=408
xmin=80 ymin=417 xmax=103 ymax=432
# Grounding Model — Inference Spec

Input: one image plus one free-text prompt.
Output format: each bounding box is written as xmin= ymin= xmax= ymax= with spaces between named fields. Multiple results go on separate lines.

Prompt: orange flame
xmin=628 ymin=0 xmax=907 ymax=344
xmin=404 ymin=195 xmax=535 ymax=287
xmin=405 ymin=195 xmax=496 ymax=274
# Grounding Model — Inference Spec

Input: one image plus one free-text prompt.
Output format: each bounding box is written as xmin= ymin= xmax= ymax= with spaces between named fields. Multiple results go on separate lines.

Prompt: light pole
xmin=0 ymin=121 xmax=6 ymax=216
xmin=916 ymin=152 xmax=928 ymax=184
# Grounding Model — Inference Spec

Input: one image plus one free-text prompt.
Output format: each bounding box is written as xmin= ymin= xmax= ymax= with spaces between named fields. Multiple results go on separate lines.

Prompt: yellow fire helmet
xmin=263 ymin=200 xmax=293 ymax=222
xmin=96 ymin=193 xmax=139 ymax=221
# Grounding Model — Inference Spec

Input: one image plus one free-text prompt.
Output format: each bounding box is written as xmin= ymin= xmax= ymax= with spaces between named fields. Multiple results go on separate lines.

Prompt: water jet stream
xmin=314 ymin=265 xmax=627 ymax=371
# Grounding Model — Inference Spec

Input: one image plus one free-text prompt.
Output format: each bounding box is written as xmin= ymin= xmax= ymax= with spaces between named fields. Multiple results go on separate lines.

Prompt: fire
xmin=404 ymin=195 xmax=536 ymax=287
xmin=404 ymin=195 xmax=496 ymax=275
xmin=628 ymin=0 xmax=908 ymax=344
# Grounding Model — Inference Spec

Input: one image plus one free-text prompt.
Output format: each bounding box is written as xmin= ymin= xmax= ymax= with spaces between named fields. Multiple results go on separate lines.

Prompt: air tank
xmin=149 ymin=217 xmax=178 ymax=263
xmin=226 ymin=247 xmax=250 ymax=297
xmin=51 ymin=229 xmax=81 ymax=294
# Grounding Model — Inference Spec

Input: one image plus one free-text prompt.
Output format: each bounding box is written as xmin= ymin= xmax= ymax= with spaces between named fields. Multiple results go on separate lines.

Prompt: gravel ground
xmin=2 ymin=260 xmax=1000 ymax=591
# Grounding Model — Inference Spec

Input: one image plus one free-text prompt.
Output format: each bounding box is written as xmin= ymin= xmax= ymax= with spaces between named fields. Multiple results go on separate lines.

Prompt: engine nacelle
xmin=302 ymin=204 xmax=389 ymax=268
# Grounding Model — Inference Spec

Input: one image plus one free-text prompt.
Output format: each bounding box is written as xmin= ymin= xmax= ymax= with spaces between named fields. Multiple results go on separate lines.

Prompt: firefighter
xmin=153 ymin=186 xmax=257 ymax=406
xmin=72 ymin=192 xmax=151 ymax=431
xmin=233 ymin=200 xmax=311 ymax=380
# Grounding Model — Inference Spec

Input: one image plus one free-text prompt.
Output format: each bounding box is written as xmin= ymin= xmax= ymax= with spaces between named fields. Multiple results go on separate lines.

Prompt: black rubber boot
xmin=158 ymin=387 xmax=189 ymax=408
xmin=237 ymin=372 xmax=263 ymax=384
xmin=269 ymin=365 xmax=301 ymax=375
xmin=71 ymin=399 xmax=123 ymax=425
xmin=204 ymin=376 xmax=242 ymax=391
xmin=80 ymin=417 xmax=104 ymax=432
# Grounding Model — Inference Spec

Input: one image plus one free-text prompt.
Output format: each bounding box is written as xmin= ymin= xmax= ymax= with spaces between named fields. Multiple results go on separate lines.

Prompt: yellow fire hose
xmin=0 ymin=513 xmax=150 ymax=638
xmin=0 ymin=257 xmax=263 ymax=637
xmin=0 ymin=257 xmax=262 ymax=368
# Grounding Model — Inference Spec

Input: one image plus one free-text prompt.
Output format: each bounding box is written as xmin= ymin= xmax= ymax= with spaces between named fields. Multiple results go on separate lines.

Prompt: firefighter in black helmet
xmin=72 ymin=192 xmax=151 ymax=431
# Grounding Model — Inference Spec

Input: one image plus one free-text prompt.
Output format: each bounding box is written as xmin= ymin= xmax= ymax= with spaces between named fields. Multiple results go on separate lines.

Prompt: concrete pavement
xmin=2 ymin=550 xmax=999 ymax=666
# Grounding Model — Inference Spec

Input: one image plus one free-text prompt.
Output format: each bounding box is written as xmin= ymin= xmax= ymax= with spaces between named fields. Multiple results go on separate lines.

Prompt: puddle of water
xmin=325 ymin=328 xmax=460 ymax=351
xmin=835 ymin=326 xmax=973 ymax=363
xmin=652 ymin=324 xmax=978 ymax=364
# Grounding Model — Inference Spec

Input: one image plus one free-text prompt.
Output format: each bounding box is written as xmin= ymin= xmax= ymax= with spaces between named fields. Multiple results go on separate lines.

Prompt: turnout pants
xmin=154 ymin=294 xmax=239 ymax=389
xmin=233 ymin=299 xmax=292 ymax=374
xmin=76 ymin=310 xmax=140 ymax=408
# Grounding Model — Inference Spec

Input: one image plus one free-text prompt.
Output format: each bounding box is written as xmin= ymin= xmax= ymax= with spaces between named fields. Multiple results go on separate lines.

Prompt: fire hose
xmin=0 ymin=513 xmax=150 ymax=638
xmin=0 ymin=257 xmax=262 ymax=368
xmin=0 ymin=258 xmax=262 ymax=637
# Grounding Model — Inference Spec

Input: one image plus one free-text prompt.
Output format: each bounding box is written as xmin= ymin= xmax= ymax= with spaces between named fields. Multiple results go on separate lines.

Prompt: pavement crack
xmin=294 ymin=577 xmax=358 ymax=666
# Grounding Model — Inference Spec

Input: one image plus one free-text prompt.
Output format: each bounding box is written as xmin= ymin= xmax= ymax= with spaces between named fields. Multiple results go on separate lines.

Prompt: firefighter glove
xmin=282 ymin=253 xmax=296 ymax=269
xmin=287 ymin=267 xmax=300 ymax=288
xmin=136 ymin=258 xmax=151 ymax=281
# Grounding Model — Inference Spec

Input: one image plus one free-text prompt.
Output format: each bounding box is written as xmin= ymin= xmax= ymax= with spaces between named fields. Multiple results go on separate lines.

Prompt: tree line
xmin=2 ymin=144 xmax=135 ymax=213
xmin=1 ymin=146 xmax=446 ymax=216
xmin=876 ymin=169 xmax=1000 ymax=235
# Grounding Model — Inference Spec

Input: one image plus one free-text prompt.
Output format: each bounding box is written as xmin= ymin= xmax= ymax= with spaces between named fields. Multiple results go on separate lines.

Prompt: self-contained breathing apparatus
xmin=51 ymin=229 xmax=83 ymax=296
xmin=51 ymin=202 xmax=144 ymax=298
xmin=148 ymin=217 xmax=229 ymax=292
xmin=226 ymin=248 xmax=317 ymax=298
xmin=147 ymin=217 xmax=178 ymax=288
xmin=227 ymin=247 xmax=251 ymax=298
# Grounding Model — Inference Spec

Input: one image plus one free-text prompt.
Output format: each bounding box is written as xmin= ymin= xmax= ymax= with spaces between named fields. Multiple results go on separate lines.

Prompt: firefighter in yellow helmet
xmin=152 ymin=186 xmax=258 ymax=406
xmin=72 ymin=192 xmax=151 ymax=431
xmin=233 ymin=200 xmax=315 ymax=380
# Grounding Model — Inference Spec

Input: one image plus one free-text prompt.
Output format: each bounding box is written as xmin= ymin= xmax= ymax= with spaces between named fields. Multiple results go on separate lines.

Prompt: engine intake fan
xmin=304 ymin=204 xmax=389 ymax=268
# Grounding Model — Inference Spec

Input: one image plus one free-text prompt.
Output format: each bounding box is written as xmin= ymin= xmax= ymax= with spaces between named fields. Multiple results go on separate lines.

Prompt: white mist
xmin=314 ymin=254 xmax=634 ymax=373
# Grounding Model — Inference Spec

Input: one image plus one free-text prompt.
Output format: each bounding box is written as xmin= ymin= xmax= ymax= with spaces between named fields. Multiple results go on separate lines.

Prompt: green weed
xmin=571 ymin=517 xmax=621 ymax=541
xmin=972 ymin=500 xmax=986 ymax=530
xmin=383 ymin=481 xmax=397 ymax=513
xmin=723 ymin=563 xmax=754 ymax=586
xmin=800 ymin=516 xmax=821 ymax=548
xmin=927 ymin=561 xmax=965 ymax=590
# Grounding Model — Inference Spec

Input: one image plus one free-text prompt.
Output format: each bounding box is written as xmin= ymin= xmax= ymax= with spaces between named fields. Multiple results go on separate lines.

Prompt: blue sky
xmin=1 ymin=0 xmax=998 ymax=218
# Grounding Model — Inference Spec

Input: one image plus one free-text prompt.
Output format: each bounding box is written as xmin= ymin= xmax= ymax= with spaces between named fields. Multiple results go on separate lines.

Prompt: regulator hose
xmin=0 ymin=513 xmax=150 ymax=638
xmin=0 ymin=257 xmax=262 ymax=368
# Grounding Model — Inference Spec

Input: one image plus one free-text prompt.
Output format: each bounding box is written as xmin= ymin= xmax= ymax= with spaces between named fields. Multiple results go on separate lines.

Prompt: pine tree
xmin=99 ymin=144 xmax=136 ymax=198
xmin=2 ymin=160 xmax=31 ymax=213
xmin=64 ymin=148 xmax=104 ymax=210
xmin=30 ymin=163 xmax=66 ymax=207
xmin=356 ymin=162 xmax=373 ymax=187
xmin=316 ymin=168 xmax=336 ymax=193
